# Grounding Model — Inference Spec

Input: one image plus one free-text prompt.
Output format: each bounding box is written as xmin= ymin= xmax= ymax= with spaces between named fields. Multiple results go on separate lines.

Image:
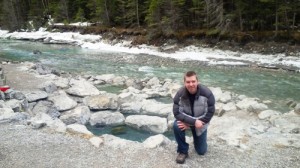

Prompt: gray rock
xmin=48 ymin=90 xmax=77 ymax=111
xmin=295 ymin=103 xmax=300 ymax=115
xmin=66 ymin=78 xmax=100 ymax=97
xmin=47 ymin=107 xmax=60 ymax=119
xmin=141 ymin=100 xmax=172 ymax=117
xmin=43 ymin=82 xmax=58 ymax=93
xmin=143 ymin=134 xmax=171 ymax=148
xmin=66 ymin=124 xmax=93 ymax=135
xmin=32 ymin=100 xmax=53 ymax=115
xmin=25 ymin=91 xmax=48 ymax=102
xmin=89 ymin=111 xmax=125 ymax=126
xmin=60 ymin=106 xmax=91 ymax=125
xmin=258 ymin=110 xmax=280 ymax=120
xmin=125 ymin=115 xmax=168 ymax=134
xmin=83 ymin=94 xmax=118 ymax=110
xmin=13 ymin=91 xmax=26 ymax=100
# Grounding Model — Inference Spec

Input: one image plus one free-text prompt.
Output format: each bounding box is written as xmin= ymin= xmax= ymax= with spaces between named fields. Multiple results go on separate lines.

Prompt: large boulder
xmin=119 ymin=102 xmax=142 ymax=114
xmin=66 ymin=78 xmax=100 ymax=97
xmin=125 ymin=115 xmax=168 ymax=134
xmin=143 ymin=134 xmax=171 ymax=149
xmin=60 ymin=106 xmax=91 ymax=125
xmin=141 ymin=100 xmax=172 ymax=117
xmin=48 ymin=90 xmax=77 ymax=111
xmin=101 ymin=134 xmax=142 ymax=149
xmin=89 ymin=111 xmax=125 ymax=126
xmin=25 ymin=91 xmax=48 ymax=102
xmin=83 ymin=93 xmax=118 ymax=110
xmin=66 ymin=124 xmax=93 ymax=135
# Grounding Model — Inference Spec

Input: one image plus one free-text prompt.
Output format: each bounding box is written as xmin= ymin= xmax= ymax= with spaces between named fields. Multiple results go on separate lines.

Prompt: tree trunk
xmin=136 ymin=0 xmax=140 ymax=27
xmin=239 ymin=9 xmax=243 ymax=31
xmin=104 ymin=0 xmax=110 ymax=25
xmin=275 ymin=1 xmax=278 ymax=37
xmin=292 ymin=12 xmax=296 ymax=31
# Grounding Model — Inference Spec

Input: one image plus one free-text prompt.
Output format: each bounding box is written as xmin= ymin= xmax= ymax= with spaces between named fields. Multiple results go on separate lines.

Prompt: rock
xmin=145 ymin=77 xmax=160 ymax=88
xmin=47 ymin=119 xmax=67 ymax=133
xmin=125 ymin=115 xmax=168 ymax=134
xmin=11 ymin=91 xmax=26 ymax=100
xmin=125 ymin=78 xmax=143 ymax=90
xmin=258 ymin=110 xmax=280 ymax=120
xmin=119 ymin=102 xmax=142 ymax=114
xmin=53 ymin=77 xmax=69 ymax=89
xmin=83 ymin=94 xmax=118 ymax=110
xmin=32 ymin=100 xmax=53 ymax=115
xmin=101 ymin=134 xmax=141 ymax=149
xmin=295 ymin=103 xmax=300 ymax=115
xmin=33 ymin=50 xmax=42 ymax=54
xmin=31 ymin=120 xmax=46 ymax=129
xmin=0 ymin=108 xmax=15 ymax=121
xmin=46 ymin=107 xmax=60 ymax=119
xmin=169 ymin=83 xmax=181 ymax=99
xmin=25 ymin=91 xmax=48 ymax=102
xmin=60 ymin=106 xmax=91 ymax=125
xmin=270 ymin=115 xmax=300 ymax=133
xmin=141 ymin=100 xmax=172 ymax=117
xmin=5 ymin=99 xmax=22 ymax=112
xmin=236 ymin=98 xmax=260 ymax=110
xmin=43 ymin=82 xmax=58 ymax=93
xmin=112 ymin=76 xmax=125 ymax=86
xmin=118 ymin=92 xmax=147 ymax=104
xmin=66 ymin=78 xmax=100 ymax=97
xmin=220 ymin=91 xmax=232 ymax=103
xmin=247 ymin=103 xmax=268 ymax=113
xmin=66 ymin=124 xmax=93 ymax=135
xmin=48 ymin=90 xmax=77 ymax=111
xmin=222 ymin=102 xmax=237 ymax=113
xmin=34 ymin=63 xmax=53 ymax=75
xmin=89 ymin=111 xmax=125 ymax=126
xmin=95 ymin=74 xmax=115 ymax=83
xmin=89 ymin=137 xmax=103 ymax=148
xmin=209 ymin=87 xmax=223 ymax=102
xmin=111 ymin=126 xmax=127 ymax=135
xmin=143 ymin=134 xmax=171 ymax=148
xmin=142 ymin=87 xmax=168 ymax=98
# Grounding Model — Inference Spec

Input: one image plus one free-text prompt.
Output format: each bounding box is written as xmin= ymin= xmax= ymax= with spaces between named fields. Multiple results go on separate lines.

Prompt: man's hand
xmin=195 ymin=120 xmax=204 ymax=129
xmin=177 ymin=120 xmax=190 ymax=131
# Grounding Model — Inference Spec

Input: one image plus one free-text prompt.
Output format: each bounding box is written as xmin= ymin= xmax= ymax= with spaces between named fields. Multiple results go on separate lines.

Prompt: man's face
xmin=184 ymin=75 xmax=198 ymax=94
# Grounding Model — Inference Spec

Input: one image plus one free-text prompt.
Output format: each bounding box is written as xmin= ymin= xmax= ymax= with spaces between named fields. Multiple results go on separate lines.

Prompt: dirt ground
xmin=2 ymin=63 xmax=51 ymax=91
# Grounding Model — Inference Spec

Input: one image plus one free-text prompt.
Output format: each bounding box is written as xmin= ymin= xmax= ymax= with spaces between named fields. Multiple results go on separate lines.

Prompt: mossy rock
xmin=111 ymin=126 xmax=127 ymax=135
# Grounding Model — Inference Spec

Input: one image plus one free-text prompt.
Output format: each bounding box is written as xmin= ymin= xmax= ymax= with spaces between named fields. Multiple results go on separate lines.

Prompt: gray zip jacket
xmin=173 ymin=84 xmax=215 ymax=135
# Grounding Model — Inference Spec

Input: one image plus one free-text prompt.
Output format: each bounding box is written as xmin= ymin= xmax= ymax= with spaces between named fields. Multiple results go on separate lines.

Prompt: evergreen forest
xmin=0 ymin=0 xmax=299 ymax=43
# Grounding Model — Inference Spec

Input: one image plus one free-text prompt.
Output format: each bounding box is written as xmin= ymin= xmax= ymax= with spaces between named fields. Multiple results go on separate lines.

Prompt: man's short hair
xmin=184 ymin=71 xmax=198 ymax=81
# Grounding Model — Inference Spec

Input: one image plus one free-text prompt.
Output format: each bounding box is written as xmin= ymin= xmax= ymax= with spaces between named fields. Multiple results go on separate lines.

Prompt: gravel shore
xmin=1 ymin=63 xmax=299 ymax=168
xmin=1 ymin=122 xmax=299 ymax=168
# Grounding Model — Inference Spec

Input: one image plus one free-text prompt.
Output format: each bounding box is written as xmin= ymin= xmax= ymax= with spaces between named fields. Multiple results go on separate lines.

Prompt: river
xmin=1 ymin=39 xmax=299 ymax=113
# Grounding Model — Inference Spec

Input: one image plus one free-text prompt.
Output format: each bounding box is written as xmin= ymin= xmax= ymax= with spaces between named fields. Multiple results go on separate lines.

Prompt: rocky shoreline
xmin=0 ymin=62 xmax=300 ymax=167
xmin=1 ymin=29 xmax=300 ymax=72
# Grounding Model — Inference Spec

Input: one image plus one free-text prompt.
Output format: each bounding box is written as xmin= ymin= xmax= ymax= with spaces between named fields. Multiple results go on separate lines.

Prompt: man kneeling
xmin=173 ymin=71 xmax=215 ymax=164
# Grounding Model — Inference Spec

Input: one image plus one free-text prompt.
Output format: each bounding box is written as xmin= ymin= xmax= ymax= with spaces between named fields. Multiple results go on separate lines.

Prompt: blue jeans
xmin=173 ymin=120 xmax=207 ymax=155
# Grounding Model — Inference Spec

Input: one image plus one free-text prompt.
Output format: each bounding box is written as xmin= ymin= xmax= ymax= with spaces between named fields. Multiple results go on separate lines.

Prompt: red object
xmin=0 ymin=86 xmax=10 ymax=92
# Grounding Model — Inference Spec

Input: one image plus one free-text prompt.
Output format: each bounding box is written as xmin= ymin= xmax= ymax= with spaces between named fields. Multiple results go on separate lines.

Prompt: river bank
xmin=1 ymin=121 xmax=299 ymax=168
xmin=0 ymin=29 xmax=300 ymax=72
xmin=0 ymin=62 xmax=300 ymax=167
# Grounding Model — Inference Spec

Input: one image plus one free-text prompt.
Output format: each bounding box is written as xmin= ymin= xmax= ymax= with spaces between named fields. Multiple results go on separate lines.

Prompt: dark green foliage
xmin=0 ymin=0 xmax=299 ymax=42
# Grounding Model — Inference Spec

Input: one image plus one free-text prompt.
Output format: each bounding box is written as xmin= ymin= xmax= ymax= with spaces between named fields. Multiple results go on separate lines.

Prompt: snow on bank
xmin=0 ymin=29 xmax=299 ymax=70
